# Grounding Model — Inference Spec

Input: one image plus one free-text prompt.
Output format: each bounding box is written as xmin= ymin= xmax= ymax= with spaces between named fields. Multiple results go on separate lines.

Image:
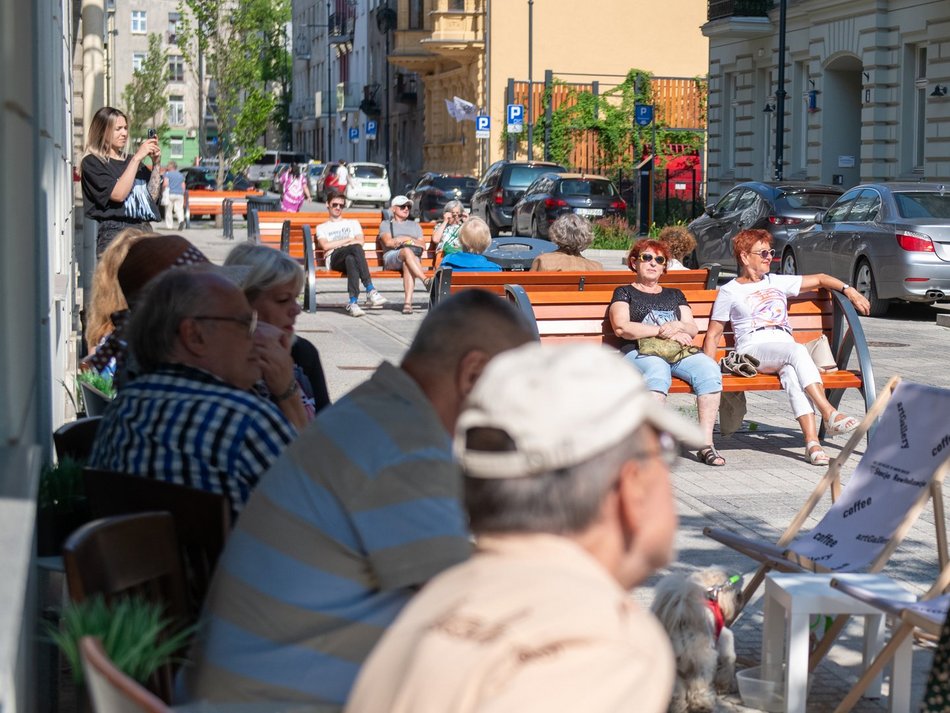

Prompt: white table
xmin=762 ymin=572 xmax=917 ymax=713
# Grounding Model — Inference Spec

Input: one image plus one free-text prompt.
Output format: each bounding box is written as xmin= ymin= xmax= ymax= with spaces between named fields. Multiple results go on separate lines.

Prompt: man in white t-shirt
xmin=315 ymin=190 xmax=386 ymax=316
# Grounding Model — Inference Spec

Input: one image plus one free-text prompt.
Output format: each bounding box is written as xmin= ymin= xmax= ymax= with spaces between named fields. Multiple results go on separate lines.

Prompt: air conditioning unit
xmin=186 ymin=129 xmax=197 ymax=138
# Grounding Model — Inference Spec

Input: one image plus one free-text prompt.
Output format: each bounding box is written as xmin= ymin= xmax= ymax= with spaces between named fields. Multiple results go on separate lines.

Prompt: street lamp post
xmin=774 ymin=0 xmax=787 ymax=181
xmin=527 ymin=0 xmax=534 ymax=161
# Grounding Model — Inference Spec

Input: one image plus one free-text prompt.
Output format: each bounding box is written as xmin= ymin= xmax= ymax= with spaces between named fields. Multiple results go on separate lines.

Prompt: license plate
xmin=362 ymin=181 xmax=378 ymax=187
xmin=575 ymin=208 xmax=603 ymax=217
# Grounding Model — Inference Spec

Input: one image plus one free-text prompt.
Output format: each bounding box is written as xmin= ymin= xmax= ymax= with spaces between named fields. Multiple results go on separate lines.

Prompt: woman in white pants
xmin=703 ymin=229 xmax=871 ymax=465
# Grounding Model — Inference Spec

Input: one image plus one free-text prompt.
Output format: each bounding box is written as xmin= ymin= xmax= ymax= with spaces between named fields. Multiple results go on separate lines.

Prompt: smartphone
xmin=147 ymin=128 xmax=157 ymax=139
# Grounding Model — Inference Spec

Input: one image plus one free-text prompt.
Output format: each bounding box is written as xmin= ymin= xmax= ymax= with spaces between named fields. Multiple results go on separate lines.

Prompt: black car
xmin=512 ymin=173 xmax=627 ymax=239
xmin=181 ymin=166 xmax=252 ymax=192
xmin=470 ymin=160 xmax=567 ymax=236
xmin=406 ymin=173 xmax=478 ymax=221
xmin=687 ymin=181 xmax=842 ymax=270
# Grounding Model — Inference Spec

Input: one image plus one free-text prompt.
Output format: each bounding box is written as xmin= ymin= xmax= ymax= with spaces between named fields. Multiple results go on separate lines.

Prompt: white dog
xmin=650 ymin=567 xmax=741 ymax=713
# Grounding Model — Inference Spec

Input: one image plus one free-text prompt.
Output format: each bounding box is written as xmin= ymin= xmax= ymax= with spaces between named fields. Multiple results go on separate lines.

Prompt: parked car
xmin=405 ymin=173 xmax=478 ymax=221
xmin=780 ymin=182 xmax=950 ymax=316
xmin=247 ymin=150 xmax=310 ymax=186
xmin=313 ymin=163 xmax=340 ymax=203
xmin=344 ymin=162 xmax=391 ymax=208
xmin=511 ymin=173 xmax=626 ymax=239
xmin=181 ymin=166 xmax=252 ymax=192
xmin=470 ymin=160 xmax=567 ymax=236
xmin=307 ymin=162 xmax=324 ymax=197
xmin=687 ymin=181 xmax=842 ymax=270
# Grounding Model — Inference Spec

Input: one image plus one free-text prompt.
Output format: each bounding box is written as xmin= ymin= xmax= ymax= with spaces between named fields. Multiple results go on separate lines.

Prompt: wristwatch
xmin=839 ymin=283 xmax=851 ymax=293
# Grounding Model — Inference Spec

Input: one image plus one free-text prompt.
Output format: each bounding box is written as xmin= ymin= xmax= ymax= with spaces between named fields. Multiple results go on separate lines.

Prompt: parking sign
xmin=634 ymin=103 xmax=654 ymax=127
xmin=506 ymin=104 xmax=524 ymax=133
xmin=348 ymin=127 xmax=359 ymax=143
xmin=365 ymin=120 xmax=377 ymax=141
xmin=475 ymin=115 xmax=490 ymax=139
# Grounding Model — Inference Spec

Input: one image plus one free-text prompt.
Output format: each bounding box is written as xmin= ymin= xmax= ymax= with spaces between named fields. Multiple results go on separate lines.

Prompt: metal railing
xmin=707 ymin=0 xmax=773 ymax=21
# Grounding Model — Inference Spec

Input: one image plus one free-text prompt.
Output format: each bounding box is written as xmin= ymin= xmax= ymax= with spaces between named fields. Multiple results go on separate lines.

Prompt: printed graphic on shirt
xmin=128 ymin=179 xmax=159 ymax=220
xmin=745 ymin=287 xmax=791 ymax=331
xmin=643 ymin=309 xmax=676 ymax=326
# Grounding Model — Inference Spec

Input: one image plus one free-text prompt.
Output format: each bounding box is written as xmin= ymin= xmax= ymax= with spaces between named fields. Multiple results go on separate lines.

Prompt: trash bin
xmin=245 ymin=194 xmax=281 ymax=242
xmin=482 ymin=236 xmax=557 ymax=271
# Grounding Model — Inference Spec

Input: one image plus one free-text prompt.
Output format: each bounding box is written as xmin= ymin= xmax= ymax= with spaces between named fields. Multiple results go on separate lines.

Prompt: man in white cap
xmin=378 ymin=195 xmax=430 ymax=314
xmin=345 ymin=342 xmax=704 ymax=713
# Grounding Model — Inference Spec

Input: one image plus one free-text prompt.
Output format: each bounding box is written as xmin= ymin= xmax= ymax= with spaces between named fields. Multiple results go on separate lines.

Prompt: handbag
xmin=805 ymin=334 xmax=838 ymax=373
xmin=637 ymin=336 xmax=701 ymax=365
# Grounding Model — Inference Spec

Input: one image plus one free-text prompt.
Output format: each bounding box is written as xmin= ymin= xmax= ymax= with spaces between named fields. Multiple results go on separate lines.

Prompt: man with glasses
xmin=316 ymin=189 xmax=387 ymax=316
xmin=346 ymin=343 xmax=703 ymax=713
xmin=379 ymin=195 xmax=430 ymax=314
xmin=88 ymin=268 xmax=296 ymax=517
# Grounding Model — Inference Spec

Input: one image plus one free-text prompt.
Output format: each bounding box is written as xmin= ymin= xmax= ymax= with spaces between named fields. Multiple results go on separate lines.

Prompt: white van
xmin=247 ymin=150 xmax=309 ymax=186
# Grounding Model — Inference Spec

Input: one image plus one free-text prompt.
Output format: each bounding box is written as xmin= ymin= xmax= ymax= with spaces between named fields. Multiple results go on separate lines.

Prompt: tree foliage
xmin=177 ymin=0 xmax=290 ymax=177
xmin=122 ymin=33 xmax=169 ymax=140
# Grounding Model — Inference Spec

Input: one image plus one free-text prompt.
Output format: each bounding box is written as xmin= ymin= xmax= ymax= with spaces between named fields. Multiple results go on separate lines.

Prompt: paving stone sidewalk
xmin=186 ymin=222 xmax=950 ymax=712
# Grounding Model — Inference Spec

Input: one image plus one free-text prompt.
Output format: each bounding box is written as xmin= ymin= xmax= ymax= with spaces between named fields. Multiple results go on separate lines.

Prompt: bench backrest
xmin=187 ymin=190 xmax=262 ymax=217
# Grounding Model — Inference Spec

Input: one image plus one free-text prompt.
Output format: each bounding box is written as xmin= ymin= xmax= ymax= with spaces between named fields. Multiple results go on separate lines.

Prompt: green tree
xmin=122 ymin=33 xmax=169 ymax=139
xmin=176 ymin=0 xmax=290 ymax=181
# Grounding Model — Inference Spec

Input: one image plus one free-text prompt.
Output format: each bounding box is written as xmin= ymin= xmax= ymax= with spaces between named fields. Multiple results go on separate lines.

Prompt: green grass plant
xmin=38 ymin=457 xmax=85 ymax=513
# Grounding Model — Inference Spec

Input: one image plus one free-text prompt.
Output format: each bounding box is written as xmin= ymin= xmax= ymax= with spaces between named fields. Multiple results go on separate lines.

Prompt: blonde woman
xmin=80 ymin=107 xmax=163 ymax=255
xmin=438 ymin=217 xmax=501 ymax=272
xmin=530 ymin=214 xmax=603 ymax=271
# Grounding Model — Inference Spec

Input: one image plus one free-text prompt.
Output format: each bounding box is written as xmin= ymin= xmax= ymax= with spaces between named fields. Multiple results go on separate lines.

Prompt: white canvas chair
xmin=828 ymin=569 xmax=950 ymax=712
xmin=705 ymin=376 xmax=950 ymax=641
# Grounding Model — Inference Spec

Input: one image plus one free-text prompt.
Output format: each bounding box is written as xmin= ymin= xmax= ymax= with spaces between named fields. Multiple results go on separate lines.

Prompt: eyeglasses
xmin=636 ymin=252 xmax=667 ymax=266
xmin=393 ymin=204 xmax=410 ymax=209
xmin=632 ymin=432 xmax=681 ymax=468
xmin=750 ymin=248 xmax=776 ymax=259
xmin=191 ymin=310 xmax=258 ymax=338
xmin=328 ymin=202 xmax=345 ymax=209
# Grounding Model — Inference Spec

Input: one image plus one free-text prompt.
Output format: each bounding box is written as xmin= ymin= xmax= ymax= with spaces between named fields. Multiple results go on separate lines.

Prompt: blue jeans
xmin=623 ymin=350 xmax=722 ymax=396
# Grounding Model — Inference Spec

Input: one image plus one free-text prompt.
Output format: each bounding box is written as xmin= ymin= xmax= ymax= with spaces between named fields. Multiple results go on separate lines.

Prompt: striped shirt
xmin=183 ymin=362 xmax=471 ymax=708
xmin=88 ymin=363 xmax=295 ymax=517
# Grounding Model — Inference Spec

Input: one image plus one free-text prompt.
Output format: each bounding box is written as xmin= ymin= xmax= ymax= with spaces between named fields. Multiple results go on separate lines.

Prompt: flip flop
xmin=824 ymin=410 xmax=859 ymax=437
xmin=402 ymin=303 xmax=413 ymax=315
xmin=806 ymin=440 xmax=830 ymax=466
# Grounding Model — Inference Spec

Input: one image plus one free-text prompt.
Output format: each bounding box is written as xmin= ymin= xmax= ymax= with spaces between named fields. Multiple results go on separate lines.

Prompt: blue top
xmin=166 ymin=169 xmax=186 ymax=195
xmin=440 ymin=252 xmax=502 ymax=272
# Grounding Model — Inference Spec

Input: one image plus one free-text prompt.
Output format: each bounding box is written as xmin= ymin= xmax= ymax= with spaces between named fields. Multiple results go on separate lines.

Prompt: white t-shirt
xmin=710 ymin=273 xmax=803 ymax=352
xmin=335 ymin=164 xmax=349 ymax=188
xmin=316 ymin=218 xmax=362 ymax=262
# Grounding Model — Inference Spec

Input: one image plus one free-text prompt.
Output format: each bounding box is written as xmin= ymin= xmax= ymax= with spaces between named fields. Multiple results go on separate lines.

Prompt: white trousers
xmin=165 ymin=194 xmax=185 ymax=229
xmin=742 ymin=340 xmax=822 ymax=418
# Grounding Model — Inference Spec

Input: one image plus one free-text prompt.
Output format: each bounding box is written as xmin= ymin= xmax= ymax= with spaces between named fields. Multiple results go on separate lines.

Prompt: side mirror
xmin=705 ymin=205 xmax=716 ymax=217
xmin=813 ymin=210 xmax=825 ymax=225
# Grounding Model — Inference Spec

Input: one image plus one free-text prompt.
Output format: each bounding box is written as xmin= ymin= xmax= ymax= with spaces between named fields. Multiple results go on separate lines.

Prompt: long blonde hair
xmin=82 ymin=106 xmax=127 ymax=167
xmin=86 ymin=228 xmax=153 ymax=349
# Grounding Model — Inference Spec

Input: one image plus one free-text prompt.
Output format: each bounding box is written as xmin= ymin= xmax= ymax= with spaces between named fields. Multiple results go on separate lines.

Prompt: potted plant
xmin=76 ymin=371 xmax=115 ymax=418
xmin=36 ymin=457 xmax=90 ymax=557
xmin=49 ymin=595 xmax=195 ymax=699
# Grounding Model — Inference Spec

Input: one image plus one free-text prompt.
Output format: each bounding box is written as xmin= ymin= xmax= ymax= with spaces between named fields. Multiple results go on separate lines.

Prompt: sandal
xmin=423 ymin=277 xmax=432 ymax=291
xmin=824 ymin=409 xmax=859 ymax=437
xmin=806 ymin=441 xmax=830 ymax=466
xmin=402 ymin=303 xmax=414 ymax=315
xmin=697 ymin=446 xmax=726 ymax=467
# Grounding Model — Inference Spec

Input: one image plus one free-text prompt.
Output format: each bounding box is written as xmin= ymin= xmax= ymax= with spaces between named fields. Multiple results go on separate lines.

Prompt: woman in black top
xmin=80 ymin=107 xmax=163 ymax=255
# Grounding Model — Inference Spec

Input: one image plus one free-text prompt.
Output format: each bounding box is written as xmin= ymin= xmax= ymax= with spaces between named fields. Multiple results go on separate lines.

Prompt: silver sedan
xmin=781 ymin=182 xmax=950 ymax=316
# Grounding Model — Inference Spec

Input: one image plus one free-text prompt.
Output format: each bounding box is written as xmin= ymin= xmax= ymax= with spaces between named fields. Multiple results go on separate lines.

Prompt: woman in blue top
xmin=439 ymin=217 xmax=501 ymax=272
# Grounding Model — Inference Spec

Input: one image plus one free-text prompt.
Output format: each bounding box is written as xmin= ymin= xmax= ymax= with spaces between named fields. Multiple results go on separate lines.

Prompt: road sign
xmin=365 ymin=120 xmax=377 ymax=141
xmin=634 ymin=103 xmax=654 ymax=127
xmin=348 ymin=127 xmax=359 ymax=143
xmin=506 ymin=104 xmax=524 ymax=133
xmin=475 ymin=115 xmax=490 ymax=139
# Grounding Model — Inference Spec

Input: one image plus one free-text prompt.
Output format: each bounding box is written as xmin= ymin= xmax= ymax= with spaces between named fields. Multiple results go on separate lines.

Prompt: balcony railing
xmin=708 ymin=0 xmax=773 ymax=21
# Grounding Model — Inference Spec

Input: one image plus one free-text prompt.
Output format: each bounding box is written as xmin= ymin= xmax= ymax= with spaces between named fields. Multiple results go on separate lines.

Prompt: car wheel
xmin=683 ymin=250 xmax=699 ymax=270
xmin=781 ymin=250 xmax=798 ymax=275
xmin=487 ymin=212 xmax=500 ymax=237
xmin=531 ymin=217 xmax=541 ymax=239
xmin=855 ymin=261 xmax=889 ymax=317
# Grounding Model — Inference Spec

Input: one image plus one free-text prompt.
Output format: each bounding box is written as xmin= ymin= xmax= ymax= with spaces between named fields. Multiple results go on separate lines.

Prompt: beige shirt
xmin=345 ymin=534 xmax=674 ymax=713
xmin=530 ymin=251 xmax=604 ymax=272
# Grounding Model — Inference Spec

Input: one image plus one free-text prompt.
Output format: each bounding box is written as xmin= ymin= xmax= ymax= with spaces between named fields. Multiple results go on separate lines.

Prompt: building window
xmin=168 ymin=95 xmax=185 ymax=126
xmin=168 ymin=11 xmax=180 ymax=44
xmin=168 ymin=55 xmax=184 ymax=82
xmin=914 ymin=45 xmax=927 ymax=170
xmin=132 ymin=53 xmax=146 ymax=73
xmin=449 ymin=0 xmax=464 ymax=9
xmin=131 ymin=10 xmax=147 ymax=34
xmin=169 ymin=137 xmax=184 ymax=159
xmin=409 ymin=0 xmax=423 ymax=29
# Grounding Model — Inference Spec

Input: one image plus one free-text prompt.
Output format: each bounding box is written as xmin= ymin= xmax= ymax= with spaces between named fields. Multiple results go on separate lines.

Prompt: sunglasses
xmin=328 ymin=202 xmax=345 ymax=209
xmin=191 ymin=310 xmax=258 ymax=338
xmin=394 ymin=204 xmax=410 ymax=209
xmin=750 ymin=248 xmax=776 ymax=259
xmin=636 ymin=252 xmax=667 ymax=265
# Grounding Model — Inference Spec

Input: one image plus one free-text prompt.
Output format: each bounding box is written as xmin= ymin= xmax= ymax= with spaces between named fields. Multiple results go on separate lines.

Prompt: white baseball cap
xmin=454 ymin=343 xmax=705 ymax=479
xmin=390 ymin=195 xmax=412 ymax=207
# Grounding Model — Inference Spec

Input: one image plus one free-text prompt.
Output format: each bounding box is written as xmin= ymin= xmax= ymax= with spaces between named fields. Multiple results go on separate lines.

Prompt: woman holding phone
xmin=81 ymin=107 xmax=163 ymax=255
xmin=431 ymin=199 xmax=466 ymax=256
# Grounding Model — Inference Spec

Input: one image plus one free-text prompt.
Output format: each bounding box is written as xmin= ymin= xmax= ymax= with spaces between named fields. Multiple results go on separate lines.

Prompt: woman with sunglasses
xmin=609 ymin=239 xmax=725 ymax=466
xmin=703 ymin=229 xmax=871 ymax=466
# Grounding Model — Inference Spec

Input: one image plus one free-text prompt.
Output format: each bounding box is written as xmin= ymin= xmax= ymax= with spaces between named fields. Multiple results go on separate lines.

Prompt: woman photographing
xmin=80 ymin=107 xmax=162 ymax=255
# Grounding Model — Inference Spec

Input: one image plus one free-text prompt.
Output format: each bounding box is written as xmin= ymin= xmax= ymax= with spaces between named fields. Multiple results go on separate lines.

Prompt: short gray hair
xmin=224 ymin=243 xmax=304 ymax=303
xmin=548 ymin=213 xmax=594 ymax=255
xmin=128 ymin=267 xmax=227 ymax=373
xmin=464 ymin=426 xmax=648 ymax=535
xmin=443 ymin=199 xmax=463 ymax=214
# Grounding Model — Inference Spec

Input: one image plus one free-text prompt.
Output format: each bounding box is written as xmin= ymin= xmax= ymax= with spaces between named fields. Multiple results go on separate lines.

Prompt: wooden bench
xmin=186 ymin=190 xmax=263 ymax=219
xmin=430 ymin=266 xmax=720 ymax=305
xmin=504 ymin=285 xmax=877 ymax=418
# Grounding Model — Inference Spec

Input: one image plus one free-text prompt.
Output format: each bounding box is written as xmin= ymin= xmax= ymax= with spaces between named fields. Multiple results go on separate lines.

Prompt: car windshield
xmin=779 ymin=191 xmax=841 ymax=209
xmin=894 ymin=192 xmax=950 ymax=219
xmin=558 ymin=179 xmax=616 ymax=197
xmin=432 ymin=176 xmax=477 ymax=190
xmin=309 ymin=165 xmax=322 ymax=177
xmin=507 ymin=166 xmax=561 ymax=188
xmin=352 ymin=165 xmax=385 ymax=179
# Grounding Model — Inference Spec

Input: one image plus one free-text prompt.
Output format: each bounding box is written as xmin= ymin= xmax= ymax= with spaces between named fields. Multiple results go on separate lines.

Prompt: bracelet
xmin=274 ymin=378 xmax=299 ymax=402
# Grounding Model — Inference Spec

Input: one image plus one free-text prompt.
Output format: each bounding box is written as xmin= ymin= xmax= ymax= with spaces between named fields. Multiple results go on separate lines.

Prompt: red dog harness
xmin=705 ymin=598 xmax=725 ymax=641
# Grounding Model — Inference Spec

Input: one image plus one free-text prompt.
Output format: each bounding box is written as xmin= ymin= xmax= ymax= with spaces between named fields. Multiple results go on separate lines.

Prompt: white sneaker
xmin=367 ymin=289 xmax=388 ymax=308
xmin=345 ymin=302 xmax=366 ymax=317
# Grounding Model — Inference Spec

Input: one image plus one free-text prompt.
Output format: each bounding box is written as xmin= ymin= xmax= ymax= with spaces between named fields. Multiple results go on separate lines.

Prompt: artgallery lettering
xmin=897 ymin=401 xmax=909 ymax=449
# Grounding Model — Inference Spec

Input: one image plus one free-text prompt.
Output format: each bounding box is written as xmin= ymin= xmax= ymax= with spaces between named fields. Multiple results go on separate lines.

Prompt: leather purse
xmin=638 ymin=336 xmax=701 ymax=365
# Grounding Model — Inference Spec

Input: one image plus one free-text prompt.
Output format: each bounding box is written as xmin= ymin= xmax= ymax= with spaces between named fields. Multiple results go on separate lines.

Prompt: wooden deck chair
xmin=827 ymin=569 xmax=950 ymax=712
xmin=705 ymin=376 xmax=950 ymax=628
xmin=80 ymin=636 xmax=170 ymax=713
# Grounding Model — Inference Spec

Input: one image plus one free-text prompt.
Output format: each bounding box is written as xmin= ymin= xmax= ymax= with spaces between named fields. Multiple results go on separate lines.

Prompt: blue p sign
xmin=635 ymin=103 xmax=654 ymax=127
xmin=365 ymin=121 xmax=377 ymax=141
xmin=476 ymin=115 xmax=490 ymax=132
xmin=506 ymin=104 xmax=524 ymax=125
xmin=348 ymin=127 xmax=359 ymax=143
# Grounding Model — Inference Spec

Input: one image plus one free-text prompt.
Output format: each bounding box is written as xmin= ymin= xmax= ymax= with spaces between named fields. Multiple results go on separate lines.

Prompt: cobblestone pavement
xmin=184 ymin=221 xmax=950 ymax=712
